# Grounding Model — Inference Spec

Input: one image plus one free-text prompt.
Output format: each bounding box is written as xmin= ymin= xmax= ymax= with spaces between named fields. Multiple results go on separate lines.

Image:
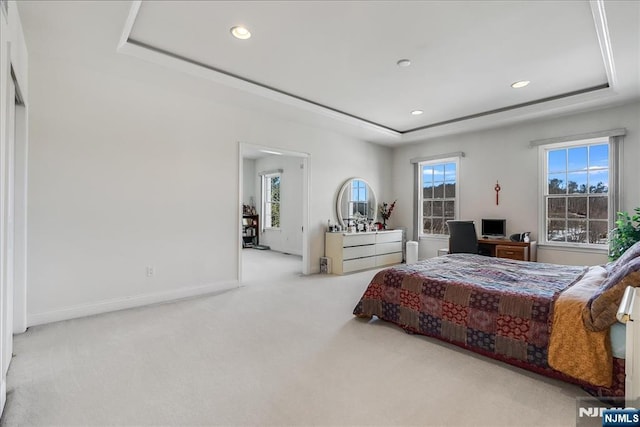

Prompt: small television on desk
xmin=481 ymin=219 xmax=506 ymax=238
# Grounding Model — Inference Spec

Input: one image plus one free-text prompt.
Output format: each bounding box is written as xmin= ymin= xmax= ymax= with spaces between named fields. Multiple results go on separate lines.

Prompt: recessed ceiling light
xmin=511 ymin=80 xmax=530 ymax=89
xmin=411 ymin=110 xmax=423 ymax=116
xmin=397 ymin=59 xmax=411 ymax=67
xmin=230 ymin=26 xmax=251 ymax=40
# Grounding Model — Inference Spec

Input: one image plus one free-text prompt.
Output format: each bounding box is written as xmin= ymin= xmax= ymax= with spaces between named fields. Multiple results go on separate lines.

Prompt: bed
xmin=353 ymin=247 xmax=640 ymax=398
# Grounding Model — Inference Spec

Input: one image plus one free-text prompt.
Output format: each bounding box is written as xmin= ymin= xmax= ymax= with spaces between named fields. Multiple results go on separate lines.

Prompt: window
xmin=262 ymin=173 xmax=281 ymax=229
xmin=542 ymin=138 xmax=611 ymax=247
xmin=418 ymin=159 xmax=458 ymax=236
xmin=348 ymin=179 xmax=371 ymax=220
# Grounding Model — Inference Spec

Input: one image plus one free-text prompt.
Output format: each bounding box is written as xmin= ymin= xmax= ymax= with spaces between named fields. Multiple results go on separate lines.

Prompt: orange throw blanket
xmin=548 ymin=266 xmax=613 ymax=387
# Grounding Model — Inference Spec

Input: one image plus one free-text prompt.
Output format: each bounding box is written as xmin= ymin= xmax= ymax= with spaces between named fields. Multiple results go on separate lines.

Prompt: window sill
xmin=537 ymin=243 xmax=608 ymax=255
xmin=419 ymin=234 xmax=449 ymax=241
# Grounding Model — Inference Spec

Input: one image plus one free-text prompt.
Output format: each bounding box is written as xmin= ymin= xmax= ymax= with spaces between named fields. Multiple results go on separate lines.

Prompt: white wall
xmin=254 ymin=155 xmax=303 ymax=255
xmin=242 ymin=158 xmax=256 ymax=208
xmin=23 ymin=6 xmax=392 ymax=325
xmin=392 ymin=102 xmax=640 ymax=265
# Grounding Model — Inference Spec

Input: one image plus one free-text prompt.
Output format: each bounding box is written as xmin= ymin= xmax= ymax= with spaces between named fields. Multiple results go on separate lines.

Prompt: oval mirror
xmin=336 ymin=178 xmax=377 ymax=227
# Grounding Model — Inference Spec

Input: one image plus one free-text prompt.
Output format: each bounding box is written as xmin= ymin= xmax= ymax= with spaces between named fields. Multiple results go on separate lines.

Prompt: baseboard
xmin=27 ymin=280 xmax=239 ymax=327
xmin=1 ymin=379 xmax=5 ymax=419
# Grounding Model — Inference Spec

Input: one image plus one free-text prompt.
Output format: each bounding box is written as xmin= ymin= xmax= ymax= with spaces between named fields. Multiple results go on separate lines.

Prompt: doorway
xmin=238 ymin=143 xmax=310 ymax=283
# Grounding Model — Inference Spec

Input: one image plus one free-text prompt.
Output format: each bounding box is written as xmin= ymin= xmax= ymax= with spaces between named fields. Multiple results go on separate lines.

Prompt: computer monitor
xmin=481 ymin=219 xmax=506 ymax=238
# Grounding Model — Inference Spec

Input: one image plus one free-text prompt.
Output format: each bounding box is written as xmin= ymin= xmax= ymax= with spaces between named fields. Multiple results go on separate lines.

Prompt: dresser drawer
xmin=342 ymin=233 xmax=376 ymax=247
xmin=343 ymin=244 xmax=376 ymax=260
xmin=375 ymin=252 xmax=403 ymax=267
xmin=343 ymin=257 xmax=376 ymax=273
xmin=375 ymin=241 xmax=402 ymax=255
xmin=375 ymin=231 xmax=402 ymax=244
xmin=496 ymin=245 xmax=526 ymax=261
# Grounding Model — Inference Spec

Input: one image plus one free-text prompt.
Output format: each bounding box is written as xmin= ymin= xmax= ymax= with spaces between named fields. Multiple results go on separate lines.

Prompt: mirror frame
xmin=336 ymin=177 xmax=377 ymax=228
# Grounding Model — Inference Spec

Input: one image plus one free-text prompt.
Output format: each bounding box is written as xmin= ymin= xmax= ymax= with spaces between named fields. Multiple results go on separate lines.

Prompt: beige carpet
xmin=1 ymin=250 xmax=586 ymax=426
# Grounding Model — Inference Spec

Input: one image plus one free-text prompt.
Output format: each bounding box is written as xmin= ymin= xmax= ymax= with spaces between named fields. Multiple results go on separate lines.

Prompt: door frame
xmin=1 ymin=36 xmax=29 ymax=421
xmin=237 ymin=142 xmax=310 ymax=282
xmin=12 ymin=98 xmax=26 ymax=335
xmin=0 ymin=64 xmax=15 ymax=417
xmin=1 ymin=3 xmax=29 ymax=417
xmin=2 ymin=68 xmax=26 ymax=339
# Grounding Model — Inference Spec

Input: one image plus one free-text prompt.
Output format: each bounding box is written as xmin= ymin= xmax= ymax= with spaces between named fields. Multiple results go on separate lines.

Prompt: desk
xmin=478 ymin=238 xmax=537 ymax=262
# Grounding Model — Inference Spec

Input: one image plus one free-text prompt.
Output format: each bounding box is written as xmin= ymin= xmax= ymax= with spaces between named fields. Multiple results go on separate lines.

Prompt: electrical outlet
xmin=146 ymin=266 xmax=154 ymax=277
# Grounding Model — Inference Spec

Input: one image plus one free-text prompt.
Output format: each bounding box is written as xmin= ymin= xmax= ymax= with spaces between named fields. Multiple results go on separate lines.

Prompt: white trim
xmin=1 ymin=59 xmax=15 ymax=380
xmin=410 ymin=151 xmax=465 ymax=164
xmin=530 ymin=128 xmax=625 ymax=147
xmin=301 ymin=156 xmax=310 ymax=275
xmin=12 ymin=101 xmax=26 ymax=334
xmin=237 ymin=143 xmax=243 ymax=282
xmin=625 ymin=287 xmax=640 ymax=403
xmin=536 ymin=243 xmax=608 ymax=254
xmin=258 ymin=169 xmax=283 ymax=176
xmin=118 ymin=0 xmax=142 ymax=50
xmin=418 ymin=234 xmax=450 ymax=241
xmin=28 ymin=280 xmax=239 ymax=327
xmin=0 ymin=379 xmax=5 ymax=418
xmin=590 ymin=0 xmax=617 ymax=87
xmin=610 ymin=135 xmax=623 ymax=218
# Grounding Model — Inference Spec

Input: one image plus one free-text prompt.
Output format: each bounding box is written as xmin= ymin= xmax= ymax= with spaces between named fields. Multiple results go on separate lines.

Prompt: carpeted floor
xmin=1 ymin=250 xmax=587 ymax=426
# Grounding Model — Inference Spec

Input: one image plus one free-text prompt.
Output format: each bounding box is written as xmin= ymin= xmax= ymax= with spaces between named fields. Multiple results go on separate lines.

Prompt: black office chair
xmin=446 ymin=220 xmax=479 ymax=254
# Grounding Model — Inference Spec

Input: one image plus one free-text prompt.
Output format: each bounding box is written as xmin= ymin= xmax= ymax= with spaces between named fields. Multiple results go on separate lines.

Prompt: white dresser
xmin=325 ymin=230 xmax=403 ymax=274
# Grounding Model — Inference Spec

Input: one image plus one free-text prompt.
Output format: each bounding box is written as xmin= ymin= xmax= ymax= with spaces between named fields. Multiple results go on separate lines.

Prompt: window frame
xmin=347 ymin=179 xmax=372 ymax=221
xmin=417 ymin=157 xmax=460 ymax=238
xmin=538 ymin=136 xmax=615 ymax=250
xmin=262 ymin=172 xmax=281 ymax=230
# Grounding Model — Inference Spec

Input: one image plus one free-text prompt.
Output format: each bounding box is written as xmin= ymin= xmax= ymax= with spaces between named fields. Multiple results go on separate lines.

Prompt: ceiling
xmin=18 ymin=1 xmax=640 ymax=146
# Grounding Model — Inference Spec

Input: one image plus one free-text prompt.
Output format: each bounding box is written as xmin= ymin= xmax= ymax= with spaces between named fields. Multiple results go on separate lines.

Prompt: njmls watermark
xmin=576 ymin=397 xmax=640 ymax=427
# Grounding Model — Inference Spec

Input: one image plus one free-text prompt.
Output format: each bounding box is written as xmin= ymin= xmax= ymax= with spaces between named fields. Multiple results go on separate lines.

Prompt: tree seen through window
xmin=545 ymin=142 xmax=609 ymax=245
xmin=421 ymin=161 xmax=457 ymax=235
xmin=263 ymin=174 xmax=280 ymax=228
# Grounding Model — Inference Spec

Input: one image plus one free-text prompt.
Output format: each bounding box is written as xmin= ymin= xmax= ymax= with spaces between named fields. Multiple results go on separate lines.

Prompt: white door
xmin=0 ymin=70 xmax=16 ymax=413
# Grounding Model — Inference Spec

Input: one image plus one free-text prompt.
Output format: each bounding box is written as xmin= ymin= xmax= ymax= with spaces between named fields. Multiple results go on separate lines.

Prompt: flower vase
xmin=382 ymin=219 xmax=387 ymax=229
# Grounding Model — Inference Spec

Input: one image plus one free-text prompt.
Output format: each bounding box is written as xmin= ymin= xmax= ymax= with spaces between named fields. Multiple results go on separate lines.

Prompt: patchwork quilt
xmin=353 ymin=253 xmax=624 ymax=394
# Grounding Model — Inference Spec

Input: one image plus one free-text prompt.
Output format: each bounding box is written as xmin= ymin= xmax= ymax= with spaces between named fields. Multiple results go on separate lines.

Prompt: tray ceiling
xmin=119 ymin=0 xmax=639 ymax=144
